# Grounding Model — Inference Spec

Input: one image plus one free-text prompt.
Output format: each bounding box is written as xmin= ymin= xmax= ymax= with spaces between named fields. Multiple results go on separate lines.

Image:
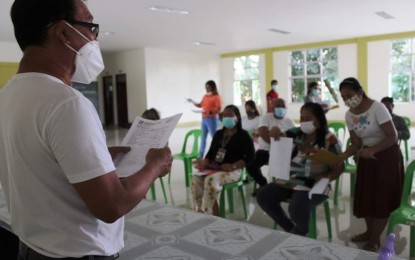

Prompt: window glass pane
xmin=391 ymin=55 xmax=412 ymax=72
xmin=233 ymin=55 xmax=261 ymax=106
xmin=306 ymin=49 xmax=320 ymax=62
xmin=291 ymin=64 xmax=304 ymax=76
xmin=291 ymin=51 xmax=304 ymax=64
xmin=306 ymin=62 xmax=321 ymax=75
xmin=392 ymin=39 xmax=411 ymax=56
xmin=291 ymin=78 xmax=305 ymax=102
xmin=391 ymin=72 xmax=410 ymax=102
xmin=322 ymin=60 xmax=338 ymax=75
xmin=322 ymin=47 xmax=337 ymax=61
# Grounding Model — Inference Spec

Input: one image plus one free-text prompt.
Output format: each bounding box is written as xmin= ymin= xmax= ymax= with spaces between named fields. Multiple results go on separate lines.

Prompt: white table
xmin=0 ymin=192 xmax=400 ymax=260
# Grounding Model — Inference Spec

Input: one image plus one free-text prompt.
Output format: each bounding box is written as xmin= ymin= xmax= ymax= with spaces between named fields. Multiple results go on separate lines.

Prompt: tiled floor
xmin=106 ymin=126 xmax=414 ymax=260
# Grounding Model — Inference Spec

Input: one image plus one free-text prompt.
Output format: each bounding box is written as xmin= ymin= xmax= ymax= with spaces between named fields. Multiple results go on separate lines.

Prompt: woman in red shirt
xmin=187 ymin=80 xmax=222 ymax=157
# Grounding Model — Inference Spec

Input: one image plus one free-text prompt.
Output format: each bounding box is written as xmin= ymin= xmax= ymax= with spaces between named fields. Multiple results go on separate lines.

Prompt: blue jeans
xmin=199 ymin=116 xmax=219 ymax=157
xmin=257 ymin=183 xmax=328 ymax=236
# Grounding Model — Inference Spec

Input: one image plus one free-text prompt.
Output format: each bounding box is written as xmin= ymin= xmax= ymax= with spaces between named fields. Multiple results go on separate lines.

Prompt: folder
xmin=307 ymin=149 xmax=344 ymax=165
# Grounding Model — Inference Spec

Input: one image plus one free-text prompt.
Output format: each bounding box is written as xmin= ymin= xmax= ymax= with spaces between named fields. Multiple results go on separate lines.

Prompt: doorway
xmin=116 ymin=74 xmax=129 ymax=128
xmin=102 ymin=75 xmax=114 ymax=126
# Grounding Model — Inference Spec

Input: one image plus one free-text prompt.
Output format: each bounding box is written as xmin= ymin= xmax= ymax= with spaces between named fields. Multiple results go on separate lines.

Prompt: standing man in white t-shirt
xmin=0 ymin=0 xmax=172 ymax=259
xmin=246 ymin=98 xmax=295 ymax=195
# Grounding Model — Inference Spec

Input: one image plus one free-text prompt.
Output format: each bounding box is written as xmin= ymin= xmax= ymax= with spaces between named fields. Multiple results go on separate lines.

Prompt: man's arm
xmin=73 ymin=147 xmax=172 ymax=223
xmin=394 ymin=116 xmax=411 ymax=140
xmin=258 ymin=126 xmax=270 ymax=144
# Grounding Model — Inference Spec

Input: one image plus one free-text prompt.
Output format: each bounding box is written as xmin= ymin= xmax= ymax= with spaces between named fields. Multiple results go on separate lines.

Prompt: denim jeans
xmin=199 ymin=116 xmax=219 ymax=157
xmin=257 ymin=183 xmax=328 ymax=236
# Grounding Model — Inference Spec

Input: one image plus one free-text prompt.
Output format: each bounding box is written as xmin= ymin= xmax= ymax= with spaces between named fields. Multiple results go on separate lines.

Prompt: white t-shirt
xmin=0 ymin=73 xmax=123 ymax=257
xmin=241 ymin=115 xmax=260 ymax=133
xmin=258 ymin=113 xmax=296 ymax=150
xmin=345 ymin=101 xmax=392 ymax=146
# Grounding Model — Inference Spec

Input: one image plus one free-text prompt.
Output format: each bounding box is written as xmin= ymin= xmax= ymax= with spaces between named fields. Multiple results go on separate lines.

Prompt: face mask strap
xmin=65 ymin=22 xmax=91 ymax=43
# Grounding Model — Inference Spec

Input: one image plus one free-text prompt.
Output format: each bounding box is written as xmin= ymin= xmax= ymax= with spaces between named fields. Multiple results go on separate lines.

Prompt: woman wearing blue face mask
xmin=191 ymin=105 xmax=255 ymax=216
xmin=257 ymin=102 xmax=344 ymax=236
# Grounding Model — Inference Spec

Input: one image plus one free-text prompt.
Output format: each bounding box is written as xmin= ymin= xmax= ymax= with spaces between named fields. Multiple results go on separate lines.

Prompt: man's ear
xmin=53 ymin=20 xmax=71 ymax=45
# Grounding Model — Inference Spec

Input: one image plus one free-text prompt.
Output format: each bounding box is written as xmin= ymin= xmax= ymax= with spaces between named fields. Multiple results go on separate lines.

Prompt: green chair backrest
xmin=181 ymin=129 xmax=203 ymax=157
xmin=403 ymin=116 xmax=411 ymax=127
xmin=401 ymin=160 xmax=415 ymax=207
xmin=328 ymin=122 xmax=347 ymax=145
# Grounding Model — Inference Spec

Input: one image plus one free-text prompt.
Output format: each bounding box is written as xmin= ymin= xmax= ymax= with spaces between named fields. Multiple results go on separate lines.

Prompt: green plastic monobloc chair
xmin=274 ymin=199 xmax=332 ymax=240
xmin=219 ymin=169 xmax=248 ymax=219
xmin=402 ymin=116 xmax=411 ymax=162
xmin=387 ymin=160 xmax=415 ymax=258
xmin=328 ymin=122 xmax=347 ymax=146
xmin=333 ymin=138 xmax=357 ymax=206
xmin=168 ymin=129 xmax=203 ymax=187
xmin=150 ymin=177 xmax=168 ymax=204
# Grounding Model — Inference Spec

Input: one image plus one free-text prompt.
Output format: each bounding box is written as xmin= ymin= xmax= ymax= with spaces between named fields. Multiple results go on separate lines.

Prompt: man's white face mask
xmin=65 ymin=22 xmax=104 ymax=84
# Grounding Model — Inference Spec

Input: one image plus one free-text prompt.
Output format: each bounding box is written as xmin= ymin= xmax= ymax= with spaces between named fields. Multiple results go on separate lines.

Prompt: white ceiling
xmin=1 ymin=0 xmax=415 ymax=55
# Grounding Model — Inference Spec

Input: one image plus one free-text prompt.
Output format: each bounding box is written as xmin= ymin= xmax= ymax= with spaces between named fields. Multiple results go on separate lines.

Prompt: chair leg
xmin=168 ymin=170 xmax=172 ymax=184
xmin=159 ymin=178 xmax=168 ymax=204
xmin=219 ymin=190 xmax=226 ymax=218
xmin=333 ymin=178 xmax=340 ymax=206
xmin=350 ymin=174 xmax=356 ymax=197
xmin=228 ymin=189 xmax=234 ymax=213
xmin=308 ymin=208 xmax=317 ymax=239
xmin=405 ymin=141 xmax=409 ymax=162
xmin=150 ymin=183 xmax=156 ymax=201
xmin=239 ymin=186 xmax=248 ymax=219
xmin=183 ymin=160 xmax=190 ymax=187
xmin=324 ymin=201 xmax=332 ymax=239
xmin=410 ymin=226 xmax=415 ymax=257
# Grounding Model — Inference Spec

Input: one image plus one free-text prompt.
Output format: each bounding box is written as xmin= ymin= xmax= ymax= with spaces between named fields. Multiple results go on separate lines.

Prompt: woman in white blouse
xmin=339 ymin=77 xmax=404 ymax=252
xmin=241 ymin=100 xmax=261 ymax=147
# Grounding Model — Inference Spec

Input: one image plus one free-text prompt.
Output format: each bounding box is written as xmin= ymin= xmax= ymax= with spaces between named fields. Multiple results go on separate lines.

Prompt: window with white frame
xmin=233 ymin=55 xmax=260 ymax=106
xmin=390 ymin=38 xmax=415 ymax=102
xmin=290 ymin=47 xmax=339 ymax=103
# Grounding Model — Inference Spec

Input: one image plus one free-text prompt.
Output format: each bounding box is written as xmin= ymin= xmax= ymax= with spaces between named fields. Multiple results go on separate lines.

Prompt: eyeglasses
xmin=65 ymin=19 xmax=99 ymax=39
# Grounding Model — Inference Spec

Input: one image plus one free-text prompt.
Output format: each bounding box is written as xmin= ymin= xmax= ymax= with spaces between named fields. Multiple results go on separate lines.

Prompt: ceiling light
xmin=268 ymin=28 xmax=290 ymax=34
xmin=148 ymin=5 xmax=190 ymax=15
xmin=374 ymin=11 xmax=394 ymax=19
xmin=193 ymin=41 xmax=215 ymax=46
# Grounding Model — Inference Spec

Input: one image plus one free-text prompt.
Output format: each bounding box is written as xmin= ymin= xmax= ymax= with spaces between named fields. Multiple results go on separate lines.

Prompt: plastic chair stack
xmin=168 ymin=129 xmax=203 ymax=187
xmin=386 ymin=160 xmax=415 ymax=258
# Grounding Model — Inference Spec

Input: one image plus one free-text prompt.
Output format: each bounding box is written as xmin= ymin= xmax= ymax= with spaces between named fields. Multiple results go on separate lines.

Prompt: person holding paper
xmin=246 ymin=98 xmax=295 ymax=195
xmin=339 ymin=78 xmax=404 ymax=252
xmin=0 ymin=1 xmax=173 ymax=258
xmin=256 ymin=102 xmax=344 ymax=236
xmin=187 ymin=80 xmax=222 ymax=158
xmin=191 ymin=105 xmax=255 ymax=216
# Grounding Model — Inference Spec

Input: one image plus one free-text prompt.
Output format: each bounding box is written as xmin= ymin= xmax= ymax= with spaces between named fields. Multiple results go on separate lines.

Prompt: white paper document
xmin=114 ymin=113 xmax=182 ymax=178
xmin=308 ymin=178 xmax=330 ymax=199
xmin=268 ymin=137 xmax=293 ymax=180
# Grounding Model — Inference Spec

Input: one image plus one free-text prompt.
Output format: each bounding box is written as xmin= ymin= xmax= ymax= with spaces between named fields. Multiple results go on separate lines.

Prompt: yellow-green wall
xmin=0 ymin=62 xmax=19 ymax=89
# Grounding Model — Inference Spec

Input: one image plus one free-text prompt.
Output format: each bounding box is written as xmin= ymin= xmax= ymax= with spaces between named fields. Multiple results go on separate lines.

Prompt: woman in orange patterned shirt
xmin=187 ymin=80 xmax=222 ymax=157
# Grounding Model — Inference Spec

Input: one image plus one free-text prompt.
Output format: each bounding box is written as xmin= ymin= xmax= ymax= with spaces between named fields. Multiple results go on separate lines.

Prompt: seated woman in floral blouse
xmin=257 ymin=102 xmax=344 ymax=236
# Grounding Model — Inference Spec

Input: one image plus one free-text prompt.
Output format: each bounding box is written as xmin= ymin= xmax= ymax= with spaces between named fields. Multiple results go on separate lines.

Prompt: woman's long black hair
xmin=206 ymin=80 xmax=219 ymax=95
xmin=223 ymin=104 xmax=242 ymax=130
xmin=301 ymin=102 xmax=328 ymax=148
xmin=245 ymin=100 xmax=260 ymax=116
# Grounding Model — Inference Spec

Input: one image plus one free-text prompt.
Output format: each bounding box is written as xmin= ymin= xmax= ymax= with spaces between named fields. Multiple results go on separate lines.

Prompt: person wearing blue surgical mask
xmin=192 ymin=105 xmax=254 ymax=216
xmin=246 ymin=98 xmax=296 ymax=196
xmin=304 ymin=81 xmax=332 ymax=113
xmin=266 ymin=79 xmax=280 ymax=113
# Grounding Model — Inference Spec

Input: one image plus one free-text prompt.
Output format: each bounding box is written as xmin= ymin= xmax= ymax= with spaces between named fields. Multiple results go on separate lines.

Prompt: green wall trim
xmin=265 ymin=49 xmax=274 ymax=92
xmin=356 ymin=38 xmax=368 ymax=93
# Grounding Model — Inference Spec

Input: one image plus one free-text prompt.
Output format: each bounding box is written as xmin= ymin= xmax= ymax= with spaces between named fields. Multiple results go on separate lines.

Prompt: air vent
xmin=374 ymin=11 xmax=394 ymax=19
xmin=268 ymin=28 xmax=290 ymax=34
xmin=148 ymin=5 xmax=190 ymax=15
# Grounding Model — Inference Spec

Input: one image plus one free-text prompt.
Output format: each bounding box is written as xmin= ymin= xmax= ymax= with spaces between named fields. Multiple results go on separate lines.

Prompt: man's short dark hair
xmin=11 ymin=0 xmax=77 ymax=51
xmin=381 ymin=97 xmax=394 ymax=105
xmin=271 ymin=79 xmax=278 ymax=85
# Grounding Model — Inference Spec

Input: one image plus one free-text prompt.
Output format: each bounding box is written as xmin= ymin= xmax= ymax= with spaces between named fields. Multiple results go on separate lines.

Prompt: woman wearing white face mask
xmin=191 ymin=105 xmax=254 ymax=216
xmin=257 ymin=103 xmax=344 ymax=236
xmin=339 ymin=77 xmax=404 ymax=252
